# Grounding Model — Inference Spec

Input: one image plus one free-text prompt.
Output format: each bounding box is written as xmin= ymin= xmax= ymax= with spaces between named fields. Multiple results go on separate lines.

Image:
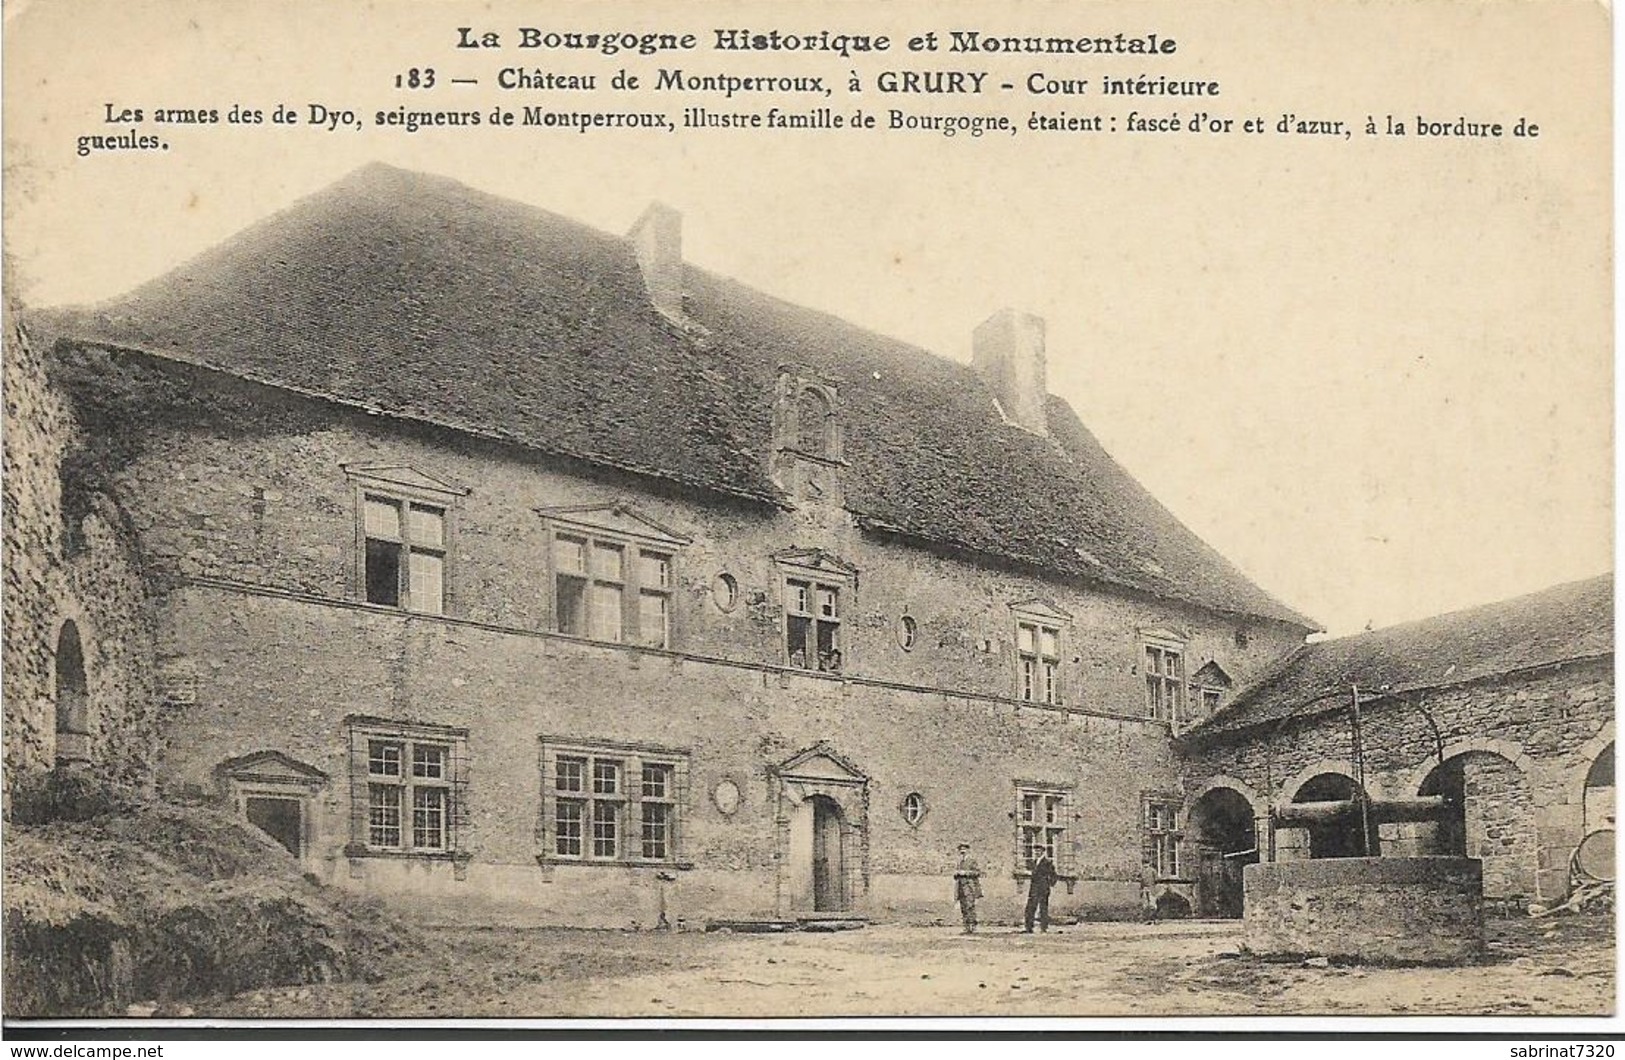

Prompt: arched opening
xmin=1188 ymin=787 xmax=1257 ymax=917
xmin=788 ymin=793 xmax=849 ymax=912
xmin=1418 ymin=758 xmax=1470 ymax=855
xmin=1416 ymin=750 xmax=1536 ymax=899
xmin=54 ymin=620 xmax=90 ymax=766
xmin=1583 ymin=743 xmax=1614 ymax=835
xmin=796 ymin=388 xmax=834 ymax=458
xmin=1293 ymin=773 xmax=1381 ymax=859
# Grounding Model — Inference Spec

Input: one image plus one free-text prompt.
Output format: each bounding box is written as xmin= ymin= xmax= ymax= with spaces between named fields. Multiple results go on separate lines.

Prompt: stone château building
xmin=4 ymin=164 xmax=1611 ymax=927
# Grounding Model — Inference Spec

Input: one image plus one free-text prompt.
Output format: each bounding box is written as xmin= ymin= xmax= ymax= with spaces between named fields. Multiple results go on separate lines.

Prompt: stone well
xmin=1243 ymin=857 xmax=1484 ymax=964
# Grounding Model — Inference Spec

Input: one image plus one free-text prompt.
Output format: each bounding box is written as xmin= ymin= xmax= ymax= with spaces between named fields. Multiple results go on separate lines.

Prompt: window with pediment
xmin=775 ymin=549 xmax=858 ymax=673
xmin=539 ymin=504 xmax=691 ymax=650
xmin=1011 ymin=601 xmax=1071 ymax=706
xmin=344 ymin=464 xmax=469 ymax=616
xmin=1142 ymin=629 xmax=1187 ymax=722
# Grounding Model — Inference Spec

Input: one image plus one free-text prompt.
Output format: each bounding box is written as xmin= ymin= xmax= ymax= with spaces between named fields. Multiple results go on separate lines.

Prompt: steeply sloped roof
xmin=1186 ymin=574 xmax=1613 ymax=740
xmin=39 ymin=163 xmax=1314 ymax=628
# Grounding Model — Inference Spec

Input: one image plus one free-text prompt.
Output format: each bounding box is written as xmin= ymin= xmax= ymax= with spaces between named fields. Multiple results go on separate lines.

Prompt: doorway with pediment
xmin=216 ymin=750 xmax=329 ymax=868
xmin=775 ymin=743 xmax=869 ymax=917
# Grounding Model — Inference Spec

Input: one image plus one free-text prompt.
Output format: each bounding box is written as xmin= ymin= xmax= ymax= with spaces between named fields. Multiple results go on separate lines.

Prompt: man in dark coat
xmin=1024 ymin=850 xmax=1059 ymax=933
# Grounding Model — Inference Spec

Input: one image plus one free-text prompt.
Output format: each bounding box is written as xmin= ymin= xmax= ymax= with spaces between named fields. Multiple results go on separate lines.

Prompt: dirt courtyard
xmin=201 ymin=913 xmax=1614 ymax=1020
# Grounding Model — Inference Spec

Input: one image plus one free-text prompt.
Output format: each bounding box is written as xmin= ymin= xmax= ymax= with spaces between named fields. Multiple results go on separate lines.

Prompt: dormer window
xmin=1189 ymin=661 xmax=1234 ymax=719
xmin=344 ymin=464 xmax=468 ymax=616
xmin=775 ymin=549 xmax=858 ymax=672
xmin=773 ymin=369 xmax=843 ymax=462
xmin=539 ymin=504 xmax=690 ymax=650
xmin=795 ymin=387 xmax=837 ymax=459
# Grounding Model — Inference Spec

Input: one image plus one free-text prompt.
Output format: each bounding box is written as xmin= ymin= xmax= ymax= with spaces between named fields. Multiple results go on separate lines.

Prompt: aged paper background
xmin=4 ymin=0 xmax=1611 ymax=636
xmin=1 ymin=0 xmax=1613 ymax=1032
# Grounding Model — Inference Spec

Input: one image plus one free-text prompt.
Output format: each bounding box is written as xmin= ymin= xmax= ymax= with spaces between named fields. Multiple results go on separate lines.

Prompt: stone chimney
xmin=629 ymin=202 xmax=684 ymax=319
xmin=972 ymin=308 xmax=1049 ymax=436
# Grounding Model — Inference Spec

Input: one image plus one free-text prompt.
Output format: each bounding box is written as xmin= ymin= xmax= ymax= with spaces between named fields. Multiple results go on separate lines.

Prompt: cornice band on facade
xmin=177 ymin=574 xmax=1172 ymax=730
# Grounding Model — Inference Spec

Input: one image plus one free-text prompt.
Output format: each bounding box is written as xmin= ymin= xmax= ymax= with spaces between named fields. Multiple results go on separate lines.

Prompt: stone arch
xmin=52 ymin=617 xmax=91 ymax=767
xmin=1183 ymin=776 xmax=1266 ymax=918
xmin=1399 ymin=737 xmax=1533 ymax=799
xmin=1410 ymin=744 xmax=1537 ymax=900
xmin=1279 ymin=759 xmax=1359 ymax=804
xmin=795 ymin=385 xmax=837 ymax=459
xmin=1568 ymin=719 xmax=1616 ymax=816
xmin=1278 ymin=762 xmax=1381 ymax=860
xmin=1182 ymin=774 xmax=1268 ymax=823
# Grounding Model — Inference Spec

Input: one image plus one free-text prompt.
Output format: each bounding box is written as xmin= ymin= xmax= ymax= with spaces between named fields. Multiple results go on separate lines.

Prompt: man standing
xmin=1024 ymin=850 xmax=1058 ymax=933
xmin=953 ymin=843 xmax=982 ymax=934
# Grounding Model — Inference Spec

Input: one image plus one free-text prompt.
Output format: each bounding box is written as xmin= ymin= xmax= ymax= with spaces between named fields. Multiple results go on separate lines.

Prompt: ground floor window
xmin=1015 ymin=783 xmax=1073 ymax=872
xmin=1142 ymin=795 xmax=1184 ymax=879
xmin=540 ymin=739 xmax=688 ymax=865
xmin=346 ymin=717 xmax=469 ymax=856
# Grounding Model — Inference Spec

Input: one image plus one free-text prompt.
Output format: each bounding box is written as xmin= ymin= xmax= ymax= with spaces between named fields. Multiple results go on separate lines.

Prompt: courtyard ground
xmin=200 ymin=912 xmax=1614 ymax=1020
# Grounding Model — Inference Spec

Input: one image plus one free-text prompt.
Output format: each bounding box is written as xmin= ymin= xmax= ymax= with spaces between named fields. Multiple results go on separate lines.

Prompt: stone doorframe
xmin=772 ymin=742 xmax=870 ymax=916
xmin=216 ymin=750 xmax=330 ymax=869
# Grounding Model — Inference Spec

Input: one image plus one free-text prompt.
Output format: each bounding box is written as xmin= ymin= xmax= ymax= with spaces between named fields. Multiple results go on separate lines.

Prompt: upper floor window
xmin=1011 ymin=601 xmax=1070 ymax=706
xmin=774 ymin=549 xmax=858 ymax=672
xmin=364 ymin=496 xmax=446 ymax=613
xmin=344 ymin=464 xmax=468 ymax=616
xmin=773 ymin=370 xmax=842 ymax=463
xmin=539 ymin=504 xmax=690 ymax=650
xmin=1189 ymin=661 xmax=1233 ymax=720
xmin=1142 ymin=631 xmax=1186 ymax=722
xmin=795 ymin=387 xmax=836 ymax=458
xmin=347 ymin=716 xmax=469 ymax=857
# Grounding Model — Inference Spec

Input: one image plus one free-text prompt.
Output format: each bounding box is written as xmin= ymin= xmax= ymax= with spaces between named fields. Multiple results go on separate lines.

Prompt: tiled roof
xmin=39 ymin=163 xmax=1315 ymax=628
xmin=1185 ymin=574 xmax=1613 ymax=740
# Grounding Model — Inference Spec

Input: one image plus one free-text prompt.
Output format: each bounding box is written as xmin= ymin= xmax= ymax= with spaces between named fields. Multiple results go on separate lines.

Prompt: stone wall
xmin=60 ymin=350 xmax=1307 ymax=727
xmin=3 ymin=324 xmax=157 ymax=793
xmin=1183 ymin=658 xmax=1614 ymax=901
xmin=158 ymin=581 xmax=1180 ymax=926
xmin=1243 ymin=857 xmax=1484 ymax=964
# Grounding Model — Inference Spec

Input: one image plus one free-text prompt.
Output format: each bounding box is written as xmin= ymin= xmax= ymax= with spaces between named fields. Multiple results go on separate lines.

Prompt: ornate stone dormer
xmin=770 ymin=365 xmax=845 ymax=509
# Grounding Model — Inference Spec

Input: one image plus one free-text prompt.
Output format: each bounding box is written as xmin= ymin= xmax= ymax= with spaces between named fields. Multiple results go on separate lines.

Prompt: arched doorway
xmin=54 ymin=621 xmax=90 ymax=766
xmin=1188 ymin=787 xmax=1257 ymax=918
xmin=787 ymin=794 xmax=849 ymax=912
xmin=795 ymin=795 xmax=847 ymax=912
xmin=775 ymin=743 xmax=868 ymax=917
xmin=1583 ymin=743 xmax=1614 ymax=835
xmin=1417 ymin=750 xmax=1536 ymax=899
xmin=1293 ymin=773 xmax=1381 ymax=858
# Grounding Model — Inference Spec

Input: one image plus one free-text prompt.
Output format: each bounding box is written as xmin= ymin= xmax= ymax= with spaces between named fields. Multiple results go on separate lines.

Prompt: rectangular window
xmin=1016 ymin=785 xmax=1070 ymax=871
xmin=541 ymin=743 xmax=686 ymax=865
xmin=640 ymin=763 xmax=675 ymax=860
xmin=1017 ymin=621 xmax=1062 ymax=705
xmin=786 ymin=578 xmax=843 ymax=672
xmin=555 ymin=799 xmax=584 ymax=857
xmin=362 ymin=495 xmax=448 ymax=614
xmin=550 ymin=530 xmax=672 ymax=649
xmin=1144 ymin=797 xmax=1183 ymax=879
xmin=368 ymin=783 xmax=402 ymax=847
xmin=350 ymin=721 xmax=466 ymax=856
xmin=1145 ymin=643 xmax=1185 ymax=721
xmin=592 ymin=799 xmax=619 ymax=858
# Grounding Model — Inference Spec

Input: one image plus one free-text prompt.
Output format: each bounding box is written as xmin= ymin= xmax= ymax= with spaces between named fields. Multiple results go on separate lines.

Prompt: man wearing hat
xmin=953 ymin=843 xmax=982 ymax=933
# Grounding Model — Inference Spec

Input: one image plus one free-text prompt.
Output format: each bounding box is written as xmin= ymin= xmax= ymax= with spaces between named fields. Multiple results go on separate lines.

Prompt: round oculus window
xmin=713 ymin=572 xmax=739 ymax=613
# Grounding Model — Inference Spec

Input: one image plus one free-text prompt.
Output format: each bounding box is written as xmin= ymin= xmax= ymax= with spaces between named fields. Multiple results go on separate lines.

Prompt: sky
xmin=4 ymin=0 xmax=1612 ymax=637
